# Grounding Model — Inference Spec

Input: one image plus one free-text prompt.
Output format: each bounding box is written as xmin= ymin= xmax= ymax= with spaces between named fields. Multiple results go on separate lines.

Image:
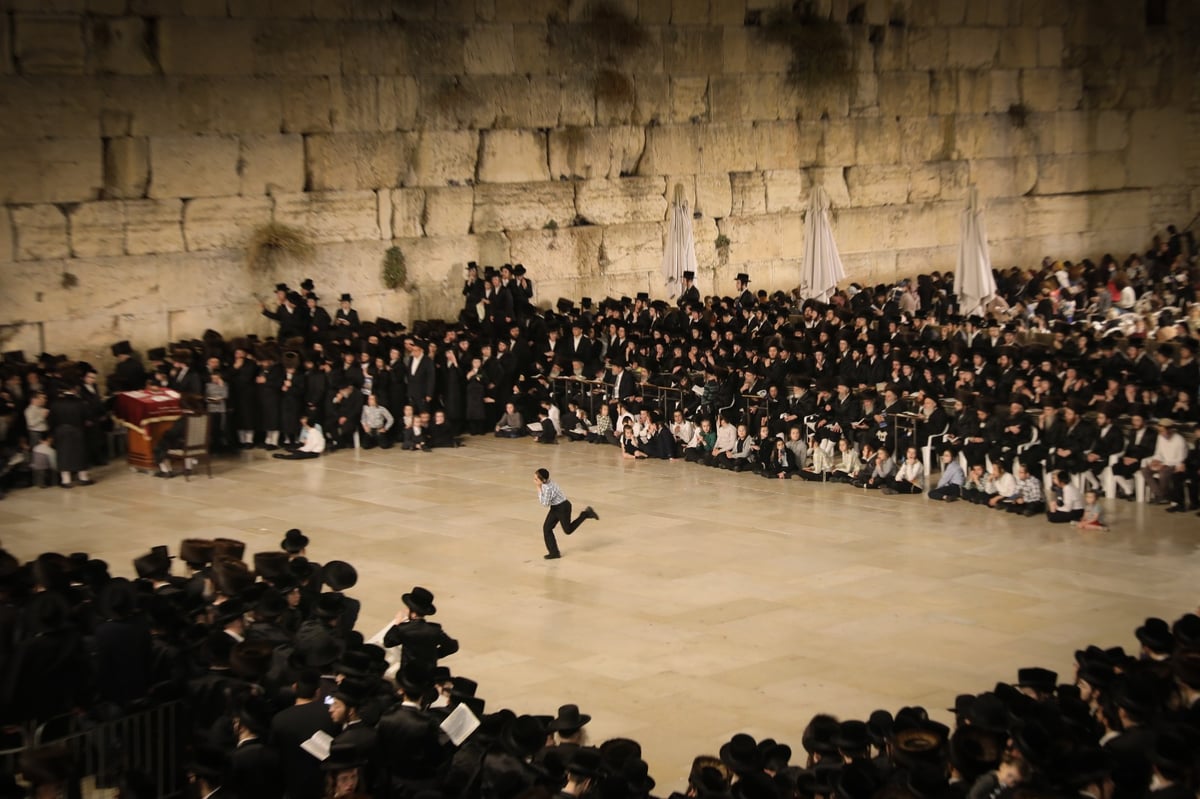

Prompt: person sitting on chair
xmin=154 ymin=395 xmax=205 ymax=478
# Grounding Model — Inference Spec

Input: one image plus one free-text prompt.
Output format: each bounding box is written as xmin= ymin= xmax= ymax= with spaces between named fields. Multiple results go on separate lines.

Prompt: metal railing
xmin=0 ymin=700 xmax=188 ymax=798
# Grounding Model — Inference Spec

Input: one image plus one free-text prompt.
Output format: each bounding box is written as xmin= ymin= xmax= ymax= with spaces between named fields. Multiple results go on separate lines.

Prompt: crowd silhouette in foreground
xmin=1 ymin=536 xmax=1199 ymax=799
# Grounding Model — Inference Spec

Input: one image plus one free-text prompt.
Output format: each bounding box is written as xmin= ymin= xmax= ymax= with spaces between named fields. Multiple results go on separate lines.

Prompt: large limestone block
xmin=511 ymin=23 xmax=550 ymax=74
xmin=699 ymin=124 xmax=757 ymax=175
xmin=947 ymin=27 xmax=998 ymax=69
xmin=157 ymin=18 xmax=254 ymax=75
xmin=377 ymin=76 xmax=420 ymax=131
xmin=464 ymin=24 xmax=515 ymax=74
xmin=1034 ymin=153 xmax=1126 ymax=195
xmin=148 ymin=136 xmax=240 ymax=199
xmin=251 ymin=20 xmax=341 ymax=75
xmin=1023 ymin=194 xmax=1088 ymax=238
xmin=393 ymin=236 xmax=476 ymax=290
xmin=103 ymin=137 xmax=149 ymax=199
xmin=307 ymin=132 xmax=413 ymax=191
xmin=817 ymin=119 xmax=855 ymax=167
xmin=955 ymin=70 xmax=992 ymax=115
xmin=14 ymin=14 xmax=85 ymax=74
xmin=765 ymin=170 xmax=807 ymax=214
xmin=339 ymin=22 xmax=409 ymax=75
xmin=274 ymin=190 xmax=381 ymax=243
xmin=1019 ymin=68 xmax=1070 ymax=112
xmin=1095 ymin=110 xmax=1129 ymax=152
xmin=115 ymin=77 xmax=283 ymax=137
xmin=125 ymin=199 xmax=184 ymax=255
xmin=520 ymin=75 xmax=563 ymax=128
xmin=69 ymin=201 xmax=125 ymax=258
xmin=730 ymin=171 xmax=767 ymax=216
xmin=477 ymin=130 xmax=550 ymax=184
xmin=0 ymin=15 xmax=11 ymax=74
xmin=754 ymin=121 xmax=807 ymax=171
xmin=407 ymin=130 xmax=479 ymax=187
xmin=877 ymin=71 xmax=930 ymax=117
xmin=1128 ymin=109 xmax=1186 ymax=187
xmin=12 ymin=205 xmax=70 ymax=261
xmin=472 ymin=182 xmax=575 ymax=233
xmin=548 ymin=126 xmax=646 ymax=180
xmin=0 ymin=78 xmax=100 ymax=138
xmin=806 ymin=167 xmax=850 ymax=208
xmin=718 ymin=214 xmax=805 ymax=263
xmin=1037 ymin=26 xmax=1063 ymax=67
xmin=696 ymin=173 xmax=732 ymax=219
xmin=576 ymin=177 xmax=667 ymax=226
xmin=183 ymin=195 xmax=273 ymax=251
xmin=906 ymin=27 xmax=947 ymax=70
xmin=899 ymin=116 xmax=952 ymax=163
xmin=331 ymin=76 xmax=384 ymax=132
xmin=601 ymin=222 xmax=664 ymax=277
xmin=559 ymin=74 xmax=596 ymax=127
xmin=988 ymin=70 xmax=1020 ymax=113
xmin=997 ymin=26 xmax=1038 ymax=69
xmin=0 ymin=138 xmax=102 ymax=204
xmin=239 ymin=135 xmax=305 ymax=196
xmin=86 ymin=16 xmax=157 ymax=75
xmin=969 ymin=156 xmax=1037 ymax=198
xmin=846 ymin=165 xmax=910 ymax=207
xmin=853 ymin=117 xmax=902 ymax=166
xmin=390 ymin=188 xmax=426 ymax=239
xmin=662 ymin=26 xmax=723 ymax=74
xmin=423 ymin=187 xmax=473 ymax=237
xmin=952 ymin=116 xmax=1020 ymax=160
xmin=631 ymin=73 xmax=669 ymax=127
xmin=279 ymin=74 xmax=333 ymax=131
xmin=508 ymin=226 xmax=604 ymax=282
xmin=669 ymin=76 xmax=710 ymax=123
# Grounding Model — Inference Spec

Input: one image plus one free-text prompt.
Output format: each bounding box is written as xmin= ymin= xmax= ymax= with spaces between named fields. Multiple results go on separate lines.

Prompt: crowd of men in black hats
xmin=2 ymin=531 xmax=1200 ymax=799
xmin=7 ymin=230 xmax=1200 ymax=510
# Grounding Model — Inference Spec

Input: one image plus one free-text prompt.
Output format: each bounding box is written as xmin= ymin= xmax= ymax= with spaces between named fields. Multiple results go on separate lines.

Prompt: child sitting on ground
xmin=1077 ymin=488 xmax=1108 ymax=531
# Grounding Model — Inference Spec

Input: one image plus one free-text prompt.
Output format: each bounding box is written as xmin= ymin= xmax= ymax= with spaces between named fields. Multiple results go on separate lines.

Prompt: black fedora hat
xmin=397 ymin=660 xmax=435 ymax=698
xmin=719 ymin=733 xmax=761 ymax=774
xmin=322 ymin=742 xmax=367 ymax=772
xmin=566 ymin=747 xmax=603 ymax=779
xmin=98 ymin=577 xmax=137 ymax=620
xmin=280 ymin=528 xmax=309 ymax=553
xmin=332 ymin=677 xmax=370 ymax=708
xmin=402 ymin=586 xmax=437 ymax=616
xmin=315 ymin=592 xmax=346 ymax=620
xmin=291 ymin=629 xmax=344 ymax=669
xmin=1015 ymin=666 xmax=1057 ymax=694
xmin=213 ymin=598 xmax=246 ymax=628
xmin=231 ymin=640 xmax=275 ymax=681
xmin=253 ymin=551 xmax=290 ymax=582
xmin=187 ymin=745 xmax=229 ymax=781
xmin=323 ymin=561 xmax=357 ymax=591
xmin=1134 ymin=617 xmax=1174 ymax=654
xmin=502 ymin=714 xmax=548 ymax=759
xmin=549 ymin=704 xmax=591 ymax=733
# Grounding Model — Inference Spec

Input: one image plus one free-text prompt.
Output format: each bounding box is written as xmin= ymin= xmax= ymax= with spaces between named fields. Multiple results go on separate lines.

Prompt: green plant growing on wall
xmin=247 ymin=222 xmax=314 ymax=273
xmin=382 ymin=246 xmax=408 ymax=290
xmin=544 ymin=219 xmax=559 ymax=231
xmin=754 ymin=3 xmax=853 ymax=90
xmin=715 ymin=233 xmax=731 ymax=265
xmin=1007 ymin=103 xmax=1030 ymax=128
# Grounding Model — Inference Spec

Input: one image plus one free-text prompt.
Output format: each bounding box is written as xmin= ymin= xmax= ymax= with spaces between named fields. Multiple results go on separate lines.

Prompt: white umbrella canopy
xmin=800 ymin=185 xmax=846 ymax=302
xmin=661 ymin=183 xmax=696 ymax=299
xmin=955 ymin=185 xmax=997 ymax=317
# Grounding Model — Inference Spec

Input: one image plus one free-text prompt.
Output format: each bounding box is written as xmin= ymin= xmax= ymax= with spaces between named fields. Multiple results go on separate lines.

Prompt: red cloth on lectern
xmin=114 ymin=388 xmax=182 ymax=428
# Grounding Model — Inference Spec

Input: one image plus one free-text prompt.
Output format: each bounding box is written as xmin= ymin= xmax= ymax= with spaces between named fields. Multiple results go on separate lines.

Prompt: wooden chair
xmin=166 ymin=414 xmax=212 ymax=480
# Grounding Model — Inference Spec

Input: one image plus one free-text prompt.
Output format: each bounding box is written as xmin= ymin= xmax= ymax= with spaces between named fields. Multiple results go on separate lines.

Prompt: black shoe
xmin=154 ymin=471 xmax=175 ymax=479
xmin=265 ymin=444 xmax=279 ymax=451
xmin=584 ymin=506 xmax=599 ymax=521
xmin=544 ymin=553 xmax=561 ymax=560
xmin=78 ymin=479 xmax=95 ymax=486
xmin=1166 ymin=504 xmax=1185 ymax=513
xmin=61 ymin=483 xmax=74 ymax=489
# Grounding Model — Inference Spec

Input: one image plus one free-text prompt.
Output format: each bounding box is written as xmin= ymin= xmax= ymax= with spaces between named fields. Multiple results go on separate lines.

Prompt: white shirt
xmin=299 ymin=427 xmax=326 ymax=454
xmin=1058 ymin=482 xmax=1083 ymax=511
xmin=896 ymin=459 xmax=924 ymax=487
xmin=1152 ymin=432 xmax=1187 ymax=467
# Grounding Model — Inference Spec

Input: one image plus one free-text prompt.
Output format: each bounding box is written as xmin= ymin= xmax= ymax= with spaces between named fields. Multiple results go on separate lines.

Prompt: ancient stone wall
xmin=1 ymin=0 xmax=1197 ymax=366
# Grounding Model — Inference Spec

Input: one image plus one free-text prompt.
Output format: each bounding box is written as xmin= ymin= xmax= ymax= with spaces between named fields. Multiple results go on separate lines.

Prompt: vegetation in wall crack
xmin=382 ymin=246 xmax=408 ymax=290
xmin=1007 ymin=103 xmax=1030 ymax=129
xmin=247 ymin=222 xmax=314 ymax=273
xmin=754 ymin=4 xmax=853 ymax=90
xmin=61 ymin=271 xmax=79 ymax=290
xmin=544 ymin=219 xmax=559 ymax=231
xmin=715 ymin=234 xmax=731 ymax=250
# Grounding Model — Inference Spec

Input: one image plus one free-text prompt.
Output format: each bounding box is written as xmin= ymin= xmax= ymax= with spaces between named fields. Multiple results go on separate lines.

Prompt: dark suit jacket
xmin=376 ymin=704 xmax=445 ymax=782
xmin=382 ymin=619 xmax=459 ymax=669
xmin=407 ymin=356 xmax=436 ymax=407
xmin=171 ymin=366 xmax=204 ymax=397
xmin=229 ymin=738 xmax=284 ymax=799
xmin=270 ymin=701 xmax=339 ymax=799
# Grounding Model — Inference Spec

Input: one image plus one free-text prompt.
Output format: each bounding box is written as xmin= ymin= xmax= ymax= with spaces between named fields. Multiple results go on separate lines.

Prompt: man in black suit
xmin=330 ymin=678 xmax=379 ymax=787
xmin=262 ymin=287 xmax=309 ymax=341
xmin=109 ymin=340 xmax=147 ymax=392
xmin=557 ymin=321 xmax=595 ymax=371
xmin=376 ymin=661 xmax=445 ymax=794
xmin=735 ymin=273 xmax=755 ymax=309
xmin=1083 ymin=408 xmax=1125 ymax=491
xmin=677 ymin=269 xmax=700 ymax=310
xmin=229 ymin=695 xmax=284 ymax=799
xmin=270 ymin=671 xmax=339 ymax=799
xmin=170 ymin=349 xmax=203 ymax=397
xmin=406 ymin=339 xmax=436 ymax=414
xmin=382 ymin=587 xmax=459 ymax=671
xmin=607 ymin=361 xmax=638 ymax=417
xmin=1111 ymin=408 xmax=1156 ymax=498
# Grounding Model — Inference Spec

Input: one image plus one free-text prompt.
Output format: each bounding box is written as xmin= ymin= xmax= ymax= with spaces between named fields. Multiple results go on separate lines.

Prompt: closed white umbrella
xmin=955 ymin=185 xmax=997 ymax=317
xmin=800 ymin=185 xmax=846 ymax=302
xmin=661 ymin=183 xmax=696 ymax=299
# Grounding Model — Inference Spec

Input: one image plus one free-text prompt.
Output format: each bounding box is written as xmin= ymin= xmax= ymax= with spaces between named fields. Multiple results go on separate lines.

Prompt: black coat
xmin=407 ymin=356 xmax=436 ymax=408
xmin=271 ymin=701 xmax=339 ymax=799
xmin=111 ymin=358 xmax=148 ymax=393
xmin=49 ymin=392 xmax=89 ymax=472
xmin=93 ymin=617 xmax=152 ymax=707
xmin=376 ymin=704 xmax=445 ymax=782
xmin=229 ymin=738 xmax=284 ymax=799
xmin=382 ymin=619 xmax=459 ymax=669
xmin=258 ymin=364 xmax=284 ymax=430
xmin=231 ymin=359 xmax=259 ymax=431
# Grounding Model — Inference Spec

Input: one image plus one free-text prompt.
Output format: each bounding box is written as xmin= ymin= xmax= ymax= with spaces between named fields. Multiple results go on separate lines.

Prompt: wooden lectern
xmin=113 ymin=389 xmax=183 ymax=469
